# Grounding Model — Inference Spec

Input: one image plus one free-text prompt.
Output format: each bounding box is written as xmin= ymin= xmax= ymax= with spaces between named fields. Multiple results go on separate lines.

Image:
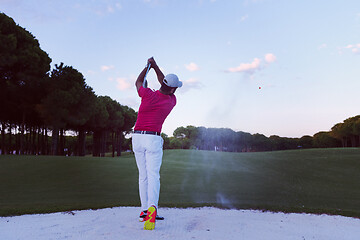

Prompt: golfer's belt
xmin=134 ymin=130 xmax=161 ymax=136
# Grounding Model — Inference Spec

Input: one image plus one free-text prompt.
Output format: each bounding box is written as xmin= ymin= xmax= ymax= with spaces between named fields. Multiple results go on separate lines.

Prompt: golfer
xmin=132 ymin=57 xmax=182 ymax=230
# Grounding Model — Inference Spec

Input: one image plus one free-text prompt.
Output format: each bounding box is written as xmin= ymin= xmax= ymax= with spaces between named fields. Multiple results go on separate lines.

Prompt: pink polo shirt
xmin=134 ymin=86 xmax=176 ymax=133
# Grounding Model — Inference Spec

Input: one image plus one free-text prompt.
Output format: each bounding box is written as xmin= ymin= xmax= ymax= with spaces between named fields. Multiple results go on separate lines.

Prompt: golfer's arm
xmin=135 ymin=66 xmax=148 ymax=93
xmin=152 ymin=64 xmax=165 ymax=85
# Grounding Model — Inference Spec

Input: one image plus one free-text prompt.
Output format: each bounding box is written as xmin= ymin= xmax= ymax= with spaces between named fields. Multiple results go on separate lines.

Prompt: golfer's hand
xmin=148 ymin=57 xmax=157 ymax=68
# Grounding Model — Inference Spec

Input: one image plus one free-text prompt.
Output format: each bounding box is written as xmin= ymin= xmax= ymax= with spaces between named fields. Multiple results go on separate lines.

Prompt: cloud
xmin=101 ymin=65 xmax=114 ymax=71
xmin=185 ymin=62 xmax=200 ymax=72
xmin=103 ymin=2 xmax=122 ymax=14
xmin=318 ymin=43 xmax=327 ymax=49
xmin=115 ymin=78 xmax=132 ymax=91
xmin=115 ymin=3 xmax=122 ymax=10
xmin=240 ymin=15 xmax=249 ymax=22
xmin=227 ymin=53 xmax=276 ymax=75
xmin=107 ymin=6 xmax=115 ymax=13
xmin=228 ymin=58 xmax=261 ymax=73
xmin=264 ymin=53 xmax=276 ymax=63
xmin=341 ymin=43 xmax=360 ymax=55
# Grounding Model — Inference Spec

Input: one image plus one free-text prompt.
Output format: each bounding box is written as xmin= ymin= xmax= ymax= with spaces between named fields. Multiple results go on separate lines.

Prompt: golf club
xmin=143 ymin=62 xmax=151 ymax=88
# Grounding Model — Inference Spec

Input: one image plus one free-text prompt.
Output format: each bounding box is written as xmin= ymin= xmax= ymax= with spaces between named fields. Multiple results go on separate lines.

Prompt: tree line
xmin=0 ymin=13 xmax=136 ymax=156
xmin=164 ymin=115 xmax=360 ymax=152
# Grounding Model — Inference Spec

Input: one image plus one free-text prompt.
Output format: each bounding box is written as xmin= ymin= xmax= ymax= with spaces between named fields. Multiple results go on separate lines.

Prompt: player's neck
xmin=159 ymin=89 xmax=171 ymax=95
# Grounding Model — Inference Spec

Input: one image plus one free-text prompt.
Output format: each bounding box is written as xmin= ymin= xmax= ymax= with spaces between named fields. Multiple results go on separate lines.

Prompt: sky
xmin=1 ymin=0 xmax=360 ymax=138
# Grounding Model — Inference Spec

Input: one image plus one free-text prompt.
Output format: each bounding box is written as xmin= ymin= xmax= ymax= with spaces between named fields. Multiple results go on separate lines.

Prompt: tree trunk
xmin=26 ymin=126 xmax=31 ymax=155
xmin=30 ymin=127 xmax=33 ymax=154
xmin=100 ymin=131 xmax=107 ymax=157
xmin=36 ymin=126 xmax=40 ymax=155
xmin=350 ymin=136 xmax=356 ymax=147
xmin=51 ymin=127 xmax=59 ymax=155
xmin=15 ymin=126 xmax=20 ymax=155
xmin=116 ymin=132 xmax=122 ymax=157
xmin=59 ymin=129 xmax=64 ymax=156
xmin=45 ymin=128 xmax=49 ymax=155
xmin=1 ymin=122 xmax=5 ymax=155
xmin=41 ymin=127 xmax=45 ymax=155
xmin=92 ymin=131 xmax=100 ymax=157
xmin=62 ymin=129 xmax=66 ymax=156
xmin=112 ymin=132 xmax=115 ymax=157
xmin=100 ymin=131 xmax=104 ymax=157
xmin=31 ymin=127 xmax=35 ymax=155
xmin=78 ymin=129 xmax=86 ymax=156
xmin=8 ymin=124 xmax=12 ymax=154
xmin=20 ymin=112 xmax=26 ymax=155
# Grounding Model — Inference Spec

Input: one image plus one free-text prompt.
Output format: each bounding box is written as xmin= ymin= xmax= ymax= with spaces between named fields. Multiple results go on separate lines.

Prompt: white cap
xmin=163 ymin=74 xmax=182 ymax=88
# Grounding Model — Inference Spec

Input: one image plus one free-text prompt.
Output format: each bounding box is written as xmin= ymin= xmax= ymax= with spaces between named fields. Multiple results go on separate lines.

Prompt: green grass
xmin=1 ymin=148 xmax=360 ymax=218
xmin=0 ymin=154 xmax=139 ymax=216
xmin=161 ymin=148 xmax=360 ymax=218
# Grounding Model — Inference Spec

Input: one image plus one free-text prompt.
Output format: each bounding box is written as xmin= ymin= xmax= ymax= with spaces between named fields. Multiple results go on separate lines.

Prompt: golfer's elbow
xmin=135 ymin=82 xmax=140 ymax=90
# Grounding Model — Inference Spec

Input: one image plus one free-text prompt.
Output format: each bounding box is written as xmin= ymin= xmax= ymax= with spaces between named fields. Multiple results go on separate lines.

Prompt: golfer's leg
xmin=145 ymin=135 xmax=163 ymax=209
xmin=132 ymin=135 xmax=148 ymax=210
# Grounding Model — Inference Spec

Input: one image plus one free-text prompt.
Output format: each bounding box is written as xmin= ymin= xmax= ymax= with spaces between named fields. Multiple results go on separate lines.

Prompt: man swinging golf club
xmin=132 ymin=57 xmax=182 ymax=230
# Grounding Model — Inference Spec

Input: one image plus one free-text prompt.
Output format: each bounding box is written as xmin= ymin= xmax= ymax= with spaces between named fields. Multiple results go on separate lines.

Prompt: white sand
xmin=1 ymin=207 xmax=360 ymax=240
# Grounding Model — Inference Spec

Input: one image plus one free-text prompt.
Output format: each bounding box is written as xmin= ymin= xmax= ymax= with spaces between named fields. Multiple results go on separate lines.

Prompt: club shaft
xmin=143 ymin=63 xmax=151 ymax=88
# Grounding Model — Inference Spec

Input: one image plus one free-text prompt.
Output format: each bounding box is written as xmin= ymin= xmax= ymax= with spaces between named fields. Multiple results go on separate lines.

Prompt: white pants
xmin=132 ymin=133 xmax=164 ymax=210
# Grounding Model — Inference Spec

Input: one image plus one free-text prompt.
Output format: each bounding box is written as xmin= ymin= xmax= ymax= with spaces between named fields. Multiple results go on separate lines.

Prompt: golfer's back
xmin=135 ymin=86 xmax=176 ymax=133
